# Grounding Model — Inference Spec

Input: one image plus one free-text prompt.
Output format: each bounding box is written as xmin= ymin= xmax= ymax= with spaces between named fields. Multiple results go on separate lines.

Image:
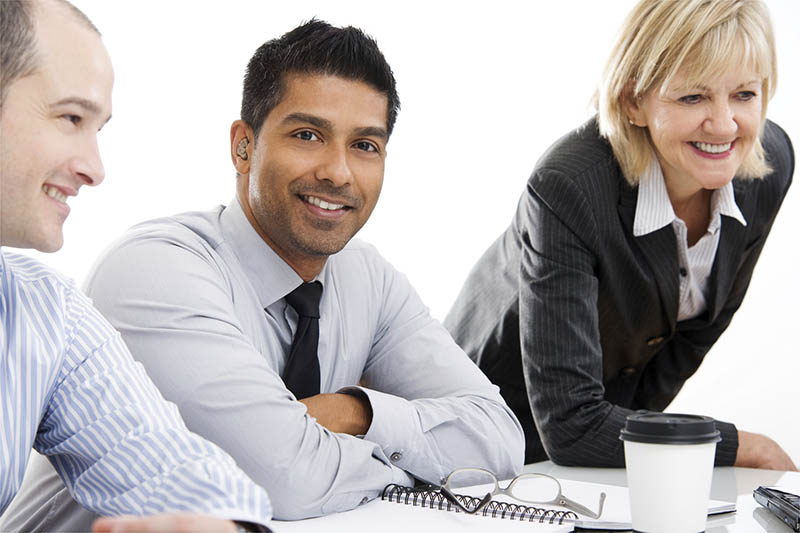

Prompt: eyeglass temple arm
xmin=558 ymin=491 xmax=606 ymax=519
xmin=440 ymin=486 xmax=493 ymax=514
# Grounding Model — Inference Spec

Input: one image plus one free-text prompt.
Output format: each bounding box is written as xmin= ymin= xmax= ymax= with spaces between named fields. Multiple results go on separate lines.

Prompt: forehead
xmin=662 ymin=30 xmax=769 ymax=92
xmin=662 ymin=56 xmax=761 ymax=93
xmin=30 ymin=3 xmax=113 ymax=113
xmin=267 ymin=74 xmax=388 ymax=130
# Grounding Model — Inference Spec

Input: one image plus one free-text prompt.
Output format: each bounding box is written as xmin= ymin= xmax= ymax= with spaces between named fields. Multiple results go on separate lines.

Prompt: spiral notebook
xmin=381 ymin=479 xmax=737 ymax=531
xmin=381 ymin=483 xmax=577 ymax=525
xmin=273 ymin=478 xmax=734 ymax=532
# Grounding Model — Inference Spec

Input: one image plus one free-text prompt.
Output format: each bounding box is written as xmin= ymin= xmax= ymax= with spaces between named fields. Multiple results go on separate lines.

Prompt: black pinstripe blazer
xmin=445 ymin=117 xmax=794 ymax=467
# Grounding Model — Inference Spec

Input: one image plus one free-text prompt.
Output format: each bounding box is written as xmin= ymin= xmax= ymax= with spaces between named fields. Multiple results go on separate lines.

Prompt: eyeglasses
xmin=416 ymin=468 xmax=606 ymax=518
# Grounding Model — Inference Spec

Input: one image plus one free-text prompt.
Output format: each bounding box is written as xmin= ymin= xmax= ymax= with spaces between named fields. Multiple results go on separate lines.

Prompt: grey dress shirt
xmin=5 ymin=198 xmax=523 ymax=529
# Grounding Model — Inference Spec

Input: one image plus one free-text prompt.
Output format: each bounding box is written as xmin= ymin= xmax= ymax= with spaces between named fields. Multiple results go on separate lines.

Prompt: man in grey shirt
xmin=4 ymin=20 xmax=524 ymax=528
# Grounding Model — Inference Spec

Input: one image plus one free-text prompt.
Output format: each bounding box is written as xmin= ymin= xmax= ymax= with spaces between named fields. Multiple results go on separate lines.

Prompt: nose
xmin=71 ymin=135 xmax=106 ymax=187
xmin=703 ymin=98 xmax=738 ymax=138
xmin=316 ymin=144 xmax=354 ymax=187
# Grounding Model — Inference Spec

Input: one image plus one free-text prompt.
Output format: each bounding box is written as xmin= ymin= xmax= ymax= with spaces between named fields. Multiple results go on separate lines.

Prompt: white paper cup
xmin=620 ymin=412 xmax=721 ymax=533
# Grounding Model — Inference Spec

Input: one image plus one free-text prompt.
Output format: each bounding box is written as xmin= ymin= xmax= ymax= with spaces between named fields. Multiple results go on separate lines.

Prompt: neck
xmin=666 ymin=185 xmax=712 ymax=247
xmin=236 ymin=186 xmax=326 ymax=282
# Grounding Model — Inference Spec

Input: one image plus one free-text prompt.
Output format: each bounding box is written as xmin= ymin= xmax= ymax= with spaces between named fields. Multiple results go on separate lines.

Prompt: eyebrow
xmin=281 ymin=112 xmax=387 ymax=140
xmin=51 ymin=97 xmax=112 ymax=125
xmin=680 ymin=79 xmax=761 ymax=92
xmin=737 ymin=80 xmax=762 ymax=89
xmin=353 ymin=126 xmax=388 ymax=140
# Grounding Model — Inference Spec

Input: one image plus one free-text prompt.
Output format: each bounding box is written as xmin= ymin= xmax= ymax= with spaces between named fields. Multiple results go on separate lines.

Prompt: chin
xmin=294 ymin=235 xmax=351 ymax=257
xmin=34 ymin=233 xmax=65 ymax=253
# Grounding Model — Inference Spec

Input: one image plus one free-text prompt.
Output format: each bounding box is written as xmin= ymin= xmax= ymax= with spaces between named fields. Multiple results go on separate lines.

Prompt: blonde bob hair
xmin=596 ymin=0 xmax=777 ymax=185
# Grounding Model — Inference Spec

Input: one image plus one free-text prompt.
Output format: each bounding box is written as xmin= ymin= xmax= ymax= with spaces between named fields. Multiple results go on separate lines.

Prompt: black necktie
xmin=282 ymin=281 xmax=322 ymax=399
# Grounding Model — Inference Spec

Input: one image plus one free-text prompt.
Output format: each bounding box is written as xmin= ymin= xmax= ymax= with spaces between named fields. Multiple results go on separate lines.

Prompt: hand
xmin=734 ymin=431 xmax=798 ymax=471
xmin=92 ymin=514 xmax=238 ymax=533
xmin=300 ymin=392 xmax=373 ymax=435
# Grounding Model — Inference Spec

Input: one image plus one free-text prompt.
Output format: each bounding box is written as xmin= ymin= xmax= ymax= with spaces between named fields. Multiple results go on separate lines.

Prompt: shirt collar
xmin=712 ymin=180 xmax=747 ymax=228
xmin=633 ymin=159 xmax=746 ymax=237
xmin=219 ymin=196 xmax=327 ymax=308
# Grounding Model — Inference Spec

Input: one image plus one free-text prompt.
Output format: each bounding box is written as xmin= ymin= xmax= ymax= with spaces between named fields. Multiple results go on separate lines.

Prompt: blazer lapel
xmin=618 ymin=179 xmax=680 ymax=333
xmin=706 ymin=181 xmax=751 ymax=320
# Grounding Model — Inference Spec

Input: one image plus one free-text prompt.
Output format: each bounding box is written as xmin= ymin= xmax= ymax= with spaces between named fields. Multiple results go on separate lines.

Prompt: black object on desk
xmin=753 ymin=486 xmax=800 ymax=532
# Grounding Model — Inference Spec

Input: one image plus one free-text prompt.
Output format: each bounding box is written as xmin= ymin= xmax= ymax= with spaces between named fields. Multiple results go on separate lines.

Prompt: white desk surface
xmin=526 ymin=461 xmax=800 ymax=532
xmin=274 ymin=461 xmax=800 ymax=532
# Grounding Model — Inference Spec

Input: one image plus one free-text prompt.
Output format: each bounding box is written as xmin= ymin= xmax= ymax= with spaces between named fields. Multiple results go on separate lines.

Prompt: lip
xmin=42 ymin=183 xmax=76 ymax=218
xmin=299 ymin=194 xmax=351 ymax=219
xmin=687 ymin=140 xmax=735 ymax=160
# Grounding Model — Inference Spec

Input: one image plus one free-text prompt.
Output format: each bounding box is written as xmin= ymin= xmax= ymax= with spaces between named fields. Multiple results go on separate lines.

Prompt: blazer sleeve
xmin=516 ymin=168 xmax=635 ymax=466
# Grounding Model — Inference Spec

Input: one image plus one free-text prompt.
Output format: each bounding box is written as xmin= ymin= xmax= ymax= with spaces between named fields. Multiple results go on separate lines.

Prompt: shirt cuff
xmin=713 ymin=419 xmax=738 ymax=466
xmin=338 ymin=386 xmax=421 ymax=474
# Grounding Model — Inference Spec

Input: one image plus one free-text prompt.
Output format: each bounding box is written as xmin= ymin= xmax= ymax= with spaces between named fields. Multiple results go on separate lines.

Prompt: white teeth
xmin=42 ymin=185 xmax=68 ymax=204
xmin=692 ymin=141 xmax=732 ymax=154
xmin=304 ymin=195 xmax=345 ymax=211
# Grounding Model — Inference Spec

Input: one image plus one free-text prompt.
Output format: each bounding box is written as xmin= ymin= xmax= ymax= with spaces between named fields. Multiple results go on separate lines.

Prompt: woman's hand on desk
xmin=735 ymin=430 xmax=798 ymax=471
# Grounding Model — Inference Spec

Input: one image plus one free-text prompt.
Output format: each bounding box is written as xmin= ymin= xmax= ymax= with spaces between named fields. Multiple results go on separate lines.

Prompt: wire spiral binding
xmin=381 ymin=484 xmax=579 ymax=524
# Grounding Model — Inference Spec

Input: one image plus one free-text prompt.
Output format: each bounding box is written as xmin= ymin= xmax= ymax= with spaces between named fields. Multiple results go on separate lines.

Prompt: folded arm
xmin=349 ymin=256 xmax=525 ymax=485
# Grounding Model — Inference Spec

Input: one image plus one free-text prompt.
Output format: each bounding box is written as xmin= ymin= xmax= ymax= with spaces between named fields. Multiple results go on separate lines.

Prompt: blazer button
xmin=647 ymin=336 xmax=665 ymax=346
xmin=619 ymin=367 xmax=637 ymax=377
xmin=390 ymin=452 xmax=403 ymax=462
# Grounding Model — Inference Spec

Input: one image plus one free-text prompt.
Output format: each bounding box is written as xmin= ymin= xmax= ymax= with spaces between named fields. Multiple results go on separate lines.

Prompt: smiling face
xmin=234 ymin=74 xmax=388 ymax=279
xmin=0 ymin=2 xmax=113 ymax=252
xmin=627 ymin=62 xmax=763 ymax=201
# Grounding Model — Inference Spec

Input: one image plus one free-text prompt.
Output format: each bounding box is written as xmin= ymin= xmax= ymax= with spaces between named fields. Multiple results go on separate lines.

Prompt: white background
xmin=21 ymin=0 xmax=799 ymax=465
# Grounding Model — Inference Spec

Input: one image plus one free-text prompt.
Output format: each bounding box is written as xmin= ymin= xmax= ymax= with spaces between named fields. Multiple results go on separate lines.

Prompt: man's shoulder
xmin=0 ymin=251 xmax=82 ymax=342
xmin=118 ymin=206 xmax=226 ymax=250
xmin=1 ymin=250 xmax=73 ymax=295
xmin=91 ymin=206 xmax=228 ymax=271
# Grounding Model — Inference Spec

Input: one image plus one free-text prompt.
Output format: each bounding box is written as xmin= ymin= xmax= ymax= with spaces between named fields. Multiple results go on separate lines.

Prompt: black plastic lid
xmin=619 ymin=411 xmax=721 ymax=445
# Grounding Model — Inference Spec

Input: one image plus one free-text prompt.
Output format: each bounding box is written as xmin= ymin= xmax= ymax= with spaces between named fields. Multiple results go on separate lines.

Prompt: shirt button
xmin=647 ymin=336 xmax=665 ymax=346
xmin=679 ymin=267 xmax=688 ymax=277
xmin=390 ymin=452 xmax=403 ymax=462
xmin=619 ymin=367 xmax=637 ymax=377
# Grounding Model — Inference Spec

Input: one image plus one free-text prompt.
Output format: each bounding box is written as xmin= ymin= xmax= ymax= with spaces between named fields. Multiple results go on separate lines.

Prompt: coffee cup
xmin=620 ymin=411 xmax=721 ymax=533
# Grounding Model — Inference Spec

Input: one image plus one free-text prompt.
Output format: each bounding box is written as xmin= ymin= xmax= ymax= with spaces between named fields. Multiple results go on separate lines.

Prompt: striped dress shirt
xmin=633 ymin=159 xmax=747 ymax=320
xmin=0 ymin=249 xmax=271 ymax=525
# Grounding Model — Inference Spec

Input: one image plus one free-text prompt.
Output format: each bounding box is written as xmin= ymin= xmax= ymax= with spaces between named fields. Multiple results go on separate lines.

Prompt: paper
xmin=554 ymin=479 xmax=736 ymax=530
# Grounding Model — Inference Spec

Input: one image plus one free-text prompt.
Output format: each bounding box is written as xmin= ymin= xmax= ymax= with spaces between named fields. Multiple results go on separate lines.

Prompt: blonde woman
xmin=446 ymin=0 xmax=796 ymax=470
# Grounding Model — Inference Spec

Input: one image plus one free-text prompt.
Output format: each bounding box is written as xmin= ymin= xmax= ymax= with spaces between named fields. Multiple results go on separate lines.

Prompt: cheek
xmin=357 ymin=163 xmax=385 ymax=203
xmin=738 ymin=108 xmax=762 ymax=138
xmin=651 ymin=109 xmax=694 ymax=143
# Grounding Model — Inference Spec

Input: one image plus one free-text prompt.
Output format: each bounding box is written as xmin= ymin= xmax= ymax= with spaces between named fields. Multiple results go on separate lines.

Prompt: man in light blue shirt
xmin=5 ymin=19 xmax=525 ymax=528
xmin=0 ymin=1 xmax=271 ymax=531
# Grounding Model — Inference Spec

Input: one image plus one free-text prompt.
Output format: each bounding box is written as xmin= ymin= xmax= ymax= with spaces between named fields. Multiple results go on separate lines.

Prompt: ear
xmin=230 ymin=120 xmax=254 ymax=175
xmin=621 ymin=82 xmax=647 ymax=127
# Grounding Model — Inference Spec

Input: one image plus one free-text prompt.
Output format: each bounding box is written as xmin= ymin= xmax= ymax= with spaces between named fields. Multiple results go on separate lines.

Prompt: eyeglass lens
xmin=445 ymin=469 xmax=561 ymax=503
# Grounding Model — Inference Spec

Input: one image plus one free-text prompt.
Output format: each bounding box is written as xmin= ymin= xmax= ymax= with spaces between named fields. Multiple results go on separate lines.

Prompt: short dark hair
xmin=0 ymin=0 xmax=99 ymax=108
xmin=241 ymin=19 xmax=400 ymax=140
